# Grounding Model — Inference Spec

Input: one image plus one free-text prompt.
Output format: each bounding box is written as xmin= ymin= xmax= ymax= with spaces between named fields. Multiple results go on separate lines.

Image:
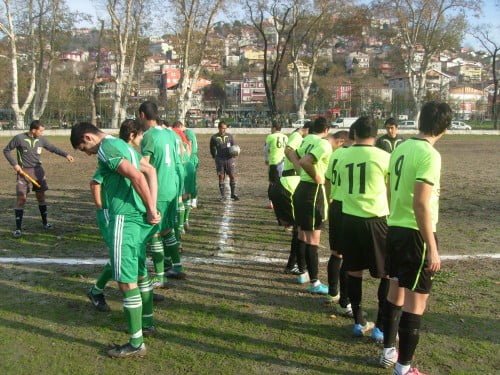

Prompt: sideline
xmin=216 ymin=195 xmax=235 ymax=256
xmin=0 ymin=253 xmax=498 ymax=266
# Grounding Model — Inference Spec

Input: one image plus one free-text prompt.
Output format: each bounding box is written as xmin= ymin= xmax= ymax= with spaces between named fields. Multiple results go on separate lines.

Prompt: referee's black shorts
xmin=293 ymin=181 xmax=327 ymax=231
xmin=386 ymin=226 xmax=438 ymax=294
xmin=268 ymin=181 xmax=294 ymax=226
xmin=328 ymin=200 xmax=344 ymax=253
xmin=342 ymin=214 xmax=387 ymax=278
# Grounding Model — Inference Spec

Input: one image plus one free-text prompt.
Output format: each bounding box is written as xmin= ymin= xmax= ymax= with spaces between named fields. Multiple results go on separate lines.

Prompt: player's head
xmin=384 ymin=117 xmax=398 ymax=138
xmin=348 ymin=124 xmax=355 ymax=142
xmin=138 ymin=101 xmax=158 ymax=124
xmin=271 ymin=121 xmax=281 ymax=132
xmin=29 ymin=120 xmax=45 ymax=138
xmin=119 ymin=119 xmax=145 ymax=148
xmin=311 ymin=116 xmax=330 ymax=136
xmin=301 ymin=120 xmax=313 ymax=135
xmin=419 ymin=101 xmax=452 ymax=137
xmin=71 ymin=122 xmax=104 ymax=155
xmin=218 ymin=121 xmax=228 ymax=135
xmin=328 ymin=130 xmax=349 ymax=150
xmin=172 ymin=120 xmax=184 ymax=129
xmin=352 ymin=116 xmax=377 ymax=140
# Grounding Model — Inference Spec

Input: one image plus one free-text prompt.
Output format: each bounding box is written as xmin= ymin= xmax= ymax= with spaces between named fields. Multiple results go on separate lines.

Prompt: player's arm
xmin=299 ymin=154 xmax=323 ymax=184
xmin=285 ymin=147 xmax=301 ymax=173
xmin=90 ymin=180 xmax=102 ymax=209
xmin=209 ymin=136 xmax=217 ymax=158
xmin=264 ymin=142 xmax=269 ymax=165
xmin=41 ymin=138 xmax=74 ymax=162
xmin=116 ymin=159 xmax=159 ymax=225
xmin=139 ymin=156 xmax=158 ymax=211
xmin=413 ymin=182 xmax=440 ymax=272
xmin=3 ymin=136 xmax=22 ymax=172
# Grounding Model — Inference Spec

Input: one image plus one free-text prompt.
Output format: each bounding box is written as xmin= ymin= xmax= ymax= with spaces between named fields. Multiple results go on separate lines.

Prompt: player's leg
xmin=107 ymin=215 xmax=146 ymax=358
xmin=215 ymin=158 xmax=225 ymax=199
xmin=34 ymin=166 xmax=51 ymax=229
xmin=13 ymin=171 xmax=30 ymax=237
xmin=191 ymin=156 xmax=199 ymax=208
xmin=163 ymin=200 xmax=186 ymax=279
xmin=148 ymin=234 xmax=166 ymax=288
xmin=303 ymin=229 xmax=328 ymax=294
xmin=138 ymin=221 xmax=155 ymax=334
xmin=326 ymin=201 xmax=341 ymax=303
xmin=227 ymin=158 xmax=238 ymax=200
xmin=380 ymin=279 xmax=403 ymax=369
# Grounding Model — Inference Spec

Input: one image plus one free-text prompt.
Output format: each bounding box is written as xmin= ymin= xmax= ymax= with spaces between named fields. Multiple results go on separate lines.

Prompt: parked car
xmin=332 ymin=117 xmax=359 ymax=128
xmin=291 ymin=118 xmax=311 ymax=128
xmin=449 ymin=121 xmax=472 ymax=130
xmin=399 ymin=120 xmax=417 ymax=129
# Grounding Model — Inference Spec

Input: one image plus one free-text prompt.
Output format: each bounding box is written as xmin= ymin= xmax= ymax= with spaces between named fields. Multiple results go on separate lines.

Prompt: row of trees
xmin=0 ymin=0 xmax=498 ymax=129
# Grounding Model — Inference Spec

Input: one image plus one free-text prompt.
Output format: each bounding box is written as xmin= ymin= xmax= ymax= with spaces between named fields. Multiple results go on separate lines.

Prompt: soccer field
xmin=0 ymin=134 xmax=498 ymax=374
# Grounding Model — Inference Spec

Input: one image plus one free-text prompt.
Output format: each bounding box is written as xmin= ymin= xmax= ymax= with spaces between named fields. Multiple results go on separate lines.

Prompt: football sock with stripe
xmin=184 ymin=199 xmax=191 ymax=224
xmin=14 ymin=208 xmax=23 ymax=230
xmin=305 ymin=244 xmax=319 ymax=283
xmin=286 ymin=228 xmax=299 ymax=269
xmin=138 ymin=277 xmax=154 ymax=328
xmin=148 ymin=236 xmax=164 ymax=283
xmin=219 ymin=182 xmax=225 ymax=196
xmin=328 ymin=254 xmax=342 ymax=297
xmin=230 ymin=181 xmax=236 ymax=196
xmin=398 ymin=311 xmax=421 ymax=367
xmin=92 ymin=262 xmax=112 ymax=294
xmin=376 ymin=278 xmax=389 ymax=329
xmin=123 ymin=288 xmax=143 ymax=348
xmin=383 ymin=301 xmax=402 ymax=349
xmin=297 ymin=239 xmax=307 ymax=274
xmin=163 ymin=231 xmax=182 ymax=271
xmin=177 ymin=201 xmax=185 ymax=233
xmin=38 ymin=204 xmax=48 ymax=225
xmin=347 ymin=275 xmax=366 ymax=325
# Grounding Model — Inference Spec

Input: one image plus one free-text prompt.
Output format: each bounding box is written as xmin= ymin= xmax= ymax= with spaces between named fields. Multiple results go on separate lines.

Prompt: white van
xmin=332 ymin=117 xmax=358 ymax=128
xmin=291 ymin=118 xmax=311 ymax=128
xmin=399 ymin=120 xmax=418 ymax=129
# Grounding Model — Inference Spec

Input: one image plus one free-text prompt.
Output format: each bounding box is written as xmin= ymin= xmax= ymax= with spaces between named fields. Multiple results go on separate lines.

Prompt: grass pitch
xmin=0 ymin=134 xmax=498 ymax=374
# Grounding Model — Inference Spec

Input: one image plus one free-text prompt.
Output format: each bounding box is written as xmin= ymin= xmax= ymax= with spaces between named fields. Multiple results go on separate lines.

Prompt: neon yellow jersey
xmin=325 ymin=147 xmax=348 ymax=202
xmin=280 ymin=175 xmax=301 ymax=195
xmin=265 ymin=132 xmax=288 ymax=165
xmin=297 ymin=134 xmax=332 ymax=184
xmin=283 ymin=131 xmax=303 ymax=172
xmin=338 ymin=145 xmax=390 ymax=218
xmin=388 ymin=138 xmax=441 ymax=231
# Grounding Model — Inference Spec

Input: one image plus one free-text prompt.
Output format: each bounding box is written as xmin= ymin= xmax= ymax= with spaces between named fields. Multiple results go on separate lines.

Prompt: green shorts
xmin=157 ymin=199 xmax=178 ymax=232
xmin=96 ymin=208 xmax=111 ymax=249
xmin=108 ymin=214 xmax=157 ymax=283
xmin=183 ymin=161 xmax=197 ymax=196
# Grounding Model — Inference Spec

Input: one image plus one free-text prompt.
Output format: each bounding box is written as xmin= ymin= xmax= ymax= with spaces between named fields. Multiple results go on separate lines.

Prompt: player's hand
xmin=147 ymin=210 xmax=161 ymax=225
xmin=66 ymin=155 xmax=75 ymax=162
xmin=13 ymin=165 xmax=22 ymax=173
xmin=425 ymin=247 xmax=441 ymax=272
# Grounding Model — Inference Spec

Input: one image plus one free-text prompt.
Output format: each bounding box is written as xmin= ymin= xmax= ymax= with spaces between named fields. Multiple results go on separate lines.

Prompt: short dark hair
xmin=303 ymin=121 xmax=313 ymax=129
xmin=352 ymin=116 xmax=378 ymax=139
xmin=272 ymin=122 xmax=282 ymax=131
xmin=70 ymin=122 xmax=101 ymax=148
xmin=419 ymin=101 xmax=452 ymax=136
xmin=30 ymin=120 xmax=43 ymax=131
xmin=332 ymin=130 xmax=349 ymax=140
xmin=311 ymin=116 xmax=329 ymax=134
xmin=119 ymin=119 xmax=145 ymax=142
xmin=172 ymin=120 xmax=183 ymax=128
xmin=384 ymin=117 xmax=397 ymax=127
xmin=218 ymin=121 xmax=227 ymax=128
xmin=138 ymin=101 xmax=158 ymax=121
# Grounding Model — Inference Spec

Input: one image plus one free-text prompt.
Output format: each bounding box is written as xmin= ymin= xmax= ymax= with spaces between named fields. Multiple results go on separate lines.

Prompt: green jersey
xmin=388 ymin=138 xmax=441 ymax=232
xmin=297 ymin=134 xmax=332 ymax=184
xmin=338 ymin=145 xmax=389 ymax=218
xmin=184 ymin=128 xmax=199 ymax=165
xmin=141 ymin=126 xmax=179 ymax=202
xmin=325 ymin=146 xmax=348 ymax=202
xmin=95 ymin=135 xmax=146 ymax=216
xmin=92 ymin=166 xmax=107 ymax=209
xmin=265 ymin=132 xmax=288 ymax=165
xmin=283 ymin=131 xmax=303 ymax=172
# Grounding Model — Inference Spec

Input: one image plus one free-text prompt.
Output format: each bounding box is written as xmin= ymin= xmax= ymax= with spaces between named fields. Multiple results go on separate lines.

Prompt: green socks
xmin=123 ymin=288 xmax=143 ymax=348
xmin=92 ymin=262 xmax=113 ymax=294
xmin=138 ymin=277 xmax=154 ymax=328
xmin=163 ymin=231 xmax=182 ymax=271
xmin=148 ymin=236 xmax=164 ymax=283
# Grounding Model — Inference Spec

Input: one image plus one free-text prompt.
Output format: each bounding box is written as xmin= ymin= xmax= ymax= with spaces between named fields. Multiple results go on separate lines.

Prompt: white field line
xmin=0 ymin=253 xmax=498 ymax=266
xmin=216 ymin=192 xmax=235 ymax=256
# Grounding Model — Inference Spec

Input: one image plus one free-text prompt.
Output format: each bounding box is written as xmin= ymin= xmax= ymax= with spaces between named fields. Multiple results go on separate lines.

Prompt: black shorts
xmin=292 ymin=181 xmax=327 ymax=231
xmin=328 ymin=200 xmax=344 ymax=253
xmin=385 ymin=226 xmax=438 ymax=294
xmin=268 ymin=164 xmax=281 ymax=184
xmin=268 ymin=181 xmax=294 ymax=226
xmin=342 ymin=214 xmax=387 ymax=278
xmin=16 ymin=166 xmax=49 ymax=195
xmin=215 ymin=157 xmax=236 ymax=176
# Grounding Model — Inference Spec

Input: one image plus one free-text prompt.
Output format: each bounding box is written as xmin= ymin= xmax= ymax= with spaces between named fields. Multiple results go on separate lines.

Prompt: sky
xmin=66 ymin=0 xmax=499 ymax=50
